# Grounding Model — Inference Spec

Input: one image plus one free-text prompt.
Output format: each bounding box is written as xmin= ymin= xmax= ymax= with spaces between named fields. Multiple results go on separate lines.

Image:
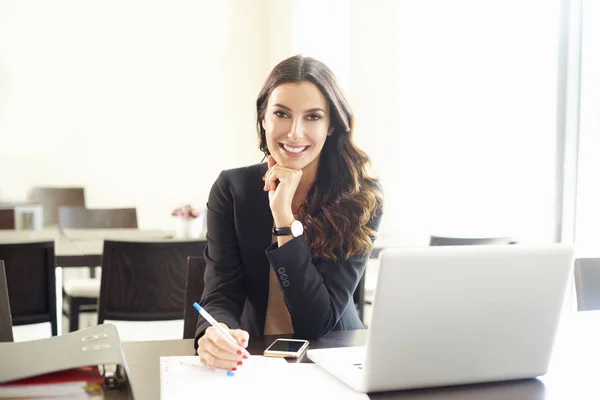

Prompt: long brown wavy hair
xmin=256 ymin=55 xmax=383 ymax=261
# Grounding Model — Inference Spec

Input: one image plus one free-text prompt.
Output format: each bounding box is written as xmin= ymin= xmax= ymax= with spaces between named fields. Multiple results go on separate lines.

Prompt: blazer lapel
xmin=249 ymin=163 xmax=273 ymax=333
xmin=254 ymin=162 xmax=274 ymax=251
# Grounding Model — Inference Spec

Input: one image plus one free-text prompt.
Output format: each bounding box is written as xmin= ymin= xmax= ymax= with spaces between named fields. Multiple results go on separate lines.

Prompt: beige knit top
xmin=263 ymin=234 xmax=294 ymax=335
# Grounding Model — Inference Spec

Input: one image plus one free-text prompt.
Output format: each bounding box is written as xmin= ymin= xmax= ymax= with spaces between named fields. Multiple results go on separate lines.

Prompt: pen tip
xmin=226 ymin=371 xmax=235 ymax=377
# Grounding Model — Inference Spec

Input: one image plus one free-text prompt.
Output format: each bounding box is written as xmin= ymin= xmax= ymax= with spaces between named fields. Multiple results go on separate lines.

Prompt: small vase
xmin=174 ymin=216 xmax=205 ymax=239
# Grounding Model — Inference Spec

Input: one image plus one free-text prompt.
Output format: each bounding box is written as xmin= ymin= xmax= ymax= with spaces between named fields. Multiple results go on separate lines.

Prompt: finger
xmin=230 ymin=329 xmax=250 ymax=349
xmin=199 ymin=350 xmax=241 ymax=370
xmin=205 ymin=326 xmax=245 ymax=356
xmin=268 ymin=188 xmax=275 ymax=203
xmin=204 ymin=339 xmax=243 ymax=362
xmin=269 ymin=167 xmax=293 ymax=186
xmin=265 ymin=167 xmax=279 ymax=192
xmin=268 ymin=155 xmax=276 ymax=169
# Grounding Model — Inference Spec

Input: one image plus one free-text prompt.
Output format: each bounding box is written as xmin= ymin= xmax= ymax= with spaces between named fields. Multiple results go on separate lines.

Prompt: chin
xmin=277 ymin=159 xmax=307 ymax=169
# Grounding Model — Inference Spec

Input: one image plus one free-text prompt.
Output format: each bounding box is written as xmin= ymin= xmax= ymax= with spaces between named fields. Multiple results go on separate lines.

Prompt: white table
xmin=0 ymin=228 xmax=201 ymax=267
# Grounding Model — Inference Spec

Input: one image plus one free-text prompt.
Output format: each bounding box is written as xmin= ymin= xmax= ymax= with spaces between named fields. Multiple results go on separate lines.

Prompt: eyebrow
xmin=273 ymin=103 xmax=326 ymax=114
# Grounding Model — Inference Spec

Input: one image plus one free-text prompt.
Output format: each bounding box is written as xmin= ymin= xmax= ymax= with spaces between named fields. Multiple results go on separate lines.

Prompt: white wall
xmin=0 ymin=0 xmax=566 ymax=245
xmin=348 ymin=0 xmax=398 ymax=237
xmin=388 ymin=0 xmax=561 ymax=244
xmin=0 ymin=0 xmax=268 ymax=229
xmin=290 ymin=0 xmax=562 ymax=244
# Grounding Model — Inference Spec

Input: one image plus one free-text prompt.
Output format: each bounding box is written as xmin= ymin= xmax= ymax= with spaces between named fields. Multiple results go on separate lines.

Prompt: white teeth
xmin=282 ymin=144 xmax=307 ymax=154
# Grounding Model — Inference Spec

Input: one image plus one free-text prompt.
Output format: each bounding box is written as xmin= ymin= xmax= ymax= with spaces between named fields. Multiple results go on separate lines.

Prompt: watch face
xmin=291 ymin=220 xmax=304 ymax=237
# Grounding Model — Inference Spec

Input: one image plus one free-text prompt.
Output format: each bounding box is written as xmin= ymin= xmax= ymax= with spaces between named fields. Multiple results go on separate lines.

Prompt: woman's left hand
xmin=263 ymin=155 xmax=302 ymax=225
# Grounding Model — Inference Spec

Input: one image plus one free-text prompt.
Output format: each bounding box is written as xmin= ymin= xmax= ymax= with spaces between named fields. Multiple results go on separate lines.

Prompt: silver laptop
xmin=307 ymin=244 xmax=574 ymax=393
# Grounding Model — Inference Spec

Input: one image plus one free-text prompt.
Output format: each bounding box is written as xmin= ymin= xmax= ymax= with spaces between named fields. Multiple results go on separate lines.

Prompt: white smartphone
xmin=263 ymin=338 xmax=310 ymax=358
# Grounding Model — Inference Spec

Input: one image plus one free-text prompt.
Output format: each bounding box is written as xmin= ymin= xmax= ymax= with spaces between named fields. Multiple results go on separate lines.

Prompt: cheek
xmin=264 ymin=119 xmax=285 ymax=154
xmin=265 ymin=117 xmax=291 ymax=139
xmin=308 ymin=126 xmax=329 ymax=146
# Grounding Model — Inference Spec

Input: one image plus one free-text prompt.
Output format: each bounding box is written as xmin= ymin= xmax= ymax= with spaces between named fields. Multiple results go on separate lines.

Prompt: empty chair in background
xmin=0 ymin=209 xmax=15 ymax=230
xmin=98 ymin=240 xmax=205 ymax=341
xmin=0 ymin=241 xmax=57 ymax=339
xmin=58 ymin=207 xmax=138 ymax=230
xmin=429 ymin=236 xmax=518 ymax=246
xmin=29 ymin=187 xmax=85 ymax=227
xmin=0 ymin=261 xmax=14 ymax=342
xmin=353 ymin=274 xmax=367 ymax=323
xmin=182 ymin=252 xmax=207 ymax=339
xmin=574 ymin=258 xmax=600 ymax=311
xmin=61 ymin=207 xmax=139 ymax=332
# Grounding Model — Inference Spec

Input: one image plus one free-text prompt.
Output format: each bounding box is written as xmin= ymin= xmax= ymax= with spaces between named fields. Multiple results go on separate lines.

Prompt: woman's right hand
xmin=196 ymin=323 xmax=249 ymax=370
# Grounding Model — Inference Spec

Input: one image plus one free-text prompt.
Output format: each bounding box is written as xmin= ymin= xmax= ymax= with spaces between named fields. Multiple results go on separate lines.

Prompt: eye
xmin=274 ymin=111 xmax=289 ymax=118
xmin=306 ymin=114 xmax=322 ymax=121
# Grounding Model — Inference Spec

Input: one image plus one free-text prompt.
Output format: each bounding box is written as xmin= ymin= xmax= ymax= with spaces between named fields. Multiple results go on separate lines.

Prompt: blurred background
xmin=1 ymin=0 xmax=599 ymax=340
xmin=1 ymin=0 xmax=597 ymax=246
xmin=0 ymin=0 xmax=600 ymax=244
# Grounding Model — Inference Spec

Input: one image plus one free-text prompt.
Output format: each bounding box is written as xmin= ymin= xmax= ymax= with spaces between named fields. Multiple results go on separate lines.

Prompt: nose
xmin=288 ymin=119 xmax=304 ymax=141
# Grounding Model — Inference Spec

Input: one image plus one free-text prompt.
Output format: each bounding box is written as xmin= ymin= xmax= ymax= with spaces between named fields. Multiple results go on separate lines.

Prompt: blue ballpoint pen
xmin=193 ymin=302 xmax=251 ymax=357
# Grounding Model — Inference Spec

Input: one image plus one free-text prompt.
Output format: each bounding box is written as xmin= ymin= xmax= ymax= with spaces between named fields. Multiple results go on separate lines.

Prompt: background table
xmin=0 ymin=228 xmax=191 ymax=267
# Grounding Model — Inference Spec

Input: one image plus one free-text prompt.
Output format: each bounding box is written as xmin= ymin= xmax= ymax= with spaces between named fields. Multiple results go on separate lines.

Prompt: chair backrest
xmin=0 ymin=261 xmax=14 ymax=342
xmin=183 ymin=250 xmax=207 ymax=339
xmin=0 ymin=241 xmax=57 ymax=335
xmin=0 ymin=209 xmax=15 ymax=230
xmin=98 ymin=240 xmax=206 ymax=323
xmin=429 ymin=236 xmax=518 ymax=246
xmin=58 ymin=207 xmax=138 ymax=229
xmin=574 ymin=258 xmax=600 ymax=311
xmin=353 ymin=273 xmax=366 ymax=322
xmin=30 ymin=187 xmax=85 ymax=226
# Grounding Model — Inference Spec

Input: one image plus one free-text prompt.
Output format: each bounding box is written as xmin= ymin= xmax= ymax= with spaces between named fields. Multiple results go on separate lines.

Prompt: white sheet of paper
xmin=160 ymin=356 xmax=368 ymax=400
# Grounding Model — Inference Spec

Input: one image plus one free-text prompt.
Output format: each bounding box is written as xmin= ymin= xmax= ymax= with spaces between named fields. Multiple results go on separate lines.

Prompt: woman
xmin=195 ymin=55 xmax=383 ymax=371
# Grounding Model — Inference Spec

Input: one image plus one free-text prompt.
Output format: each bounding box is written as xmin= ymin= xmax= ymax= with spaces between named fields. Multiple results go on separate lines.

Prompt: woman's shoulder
xmin=219 ymin=163 xmax=267 ymax=184
xmin=223 ymin=162 xmax=268 ymax=180
xmin=212 ymin=162 xmax=268 ymax=193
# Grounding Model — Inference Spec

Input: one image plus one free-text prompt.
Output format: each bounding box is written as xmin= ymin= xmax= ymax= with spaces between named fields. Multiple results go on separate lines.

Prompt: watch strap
xmin=272 ymin=226 xmax=293 ymax=236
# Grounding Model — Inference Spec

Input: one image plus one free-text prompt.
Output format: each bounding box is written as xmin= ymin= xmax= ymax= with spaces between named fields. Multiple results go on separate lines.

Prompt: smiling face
xmin=262 ymin=81 xmax=331 ymax=173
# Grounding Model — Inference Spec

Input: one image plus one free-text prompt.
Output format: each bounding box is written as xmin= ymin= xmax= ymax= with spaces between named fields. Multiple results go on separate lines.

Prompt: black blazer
xmin=195 ymin=163 xmax=382 ymax=345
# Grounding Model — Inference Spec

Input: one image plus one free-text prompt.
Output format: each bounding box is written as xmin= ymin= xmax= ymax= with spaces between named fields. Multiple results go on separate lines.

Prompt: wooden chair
xmin=182 ymin=251 xmax=207 ymax=339
xmin=61 ymin=207 xmax=139 ymax=332
xmin=0 ymin=209 xmax=15 ymax=230
xmin=97 ymin=240 xmax=205 ymax=326
xmin=574 ymin=258 xmax=600 ymax=311
xmin=429 ymin=236 xmax=518 ymax=246
xmin=29 ymin=187 xmax=85 ymax=226
xmin=58 ymin=207 xmax=138 ymax=230
xmin=0 ymin=261 xmax=14 ymax=342
xmin=0 ymin=241 xmax=57 ymax=336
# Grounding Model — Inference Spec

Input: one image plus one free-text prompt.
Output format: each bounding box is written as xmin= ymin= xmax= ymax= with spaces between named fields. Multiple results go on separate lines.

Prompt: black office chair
xmin=429 ymin=236 xmax=518 ymax=246
xmin=61 ymin=207 xmax=139 ymax=332
xmin=97 ymin=240 xmax=205 ymax=326
xmin=574 ymin=258 xmax=600 ymax=311
xmin=183 ymin=252 xmax=207 ymax=339
xmin=0 ymin=209 xmax=15 ymax=230
xmin=353 ymin=274 xmax=367 ymax=323
xmin=0 ymin=241 xmax=57 ymax=337
xmin=58 ymin=207 xmax=138 ymax=230
xmin=29 ymin=187 xmax=86 ymax=227
xmin=0 ymin=260 xmax=14 ymax=342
